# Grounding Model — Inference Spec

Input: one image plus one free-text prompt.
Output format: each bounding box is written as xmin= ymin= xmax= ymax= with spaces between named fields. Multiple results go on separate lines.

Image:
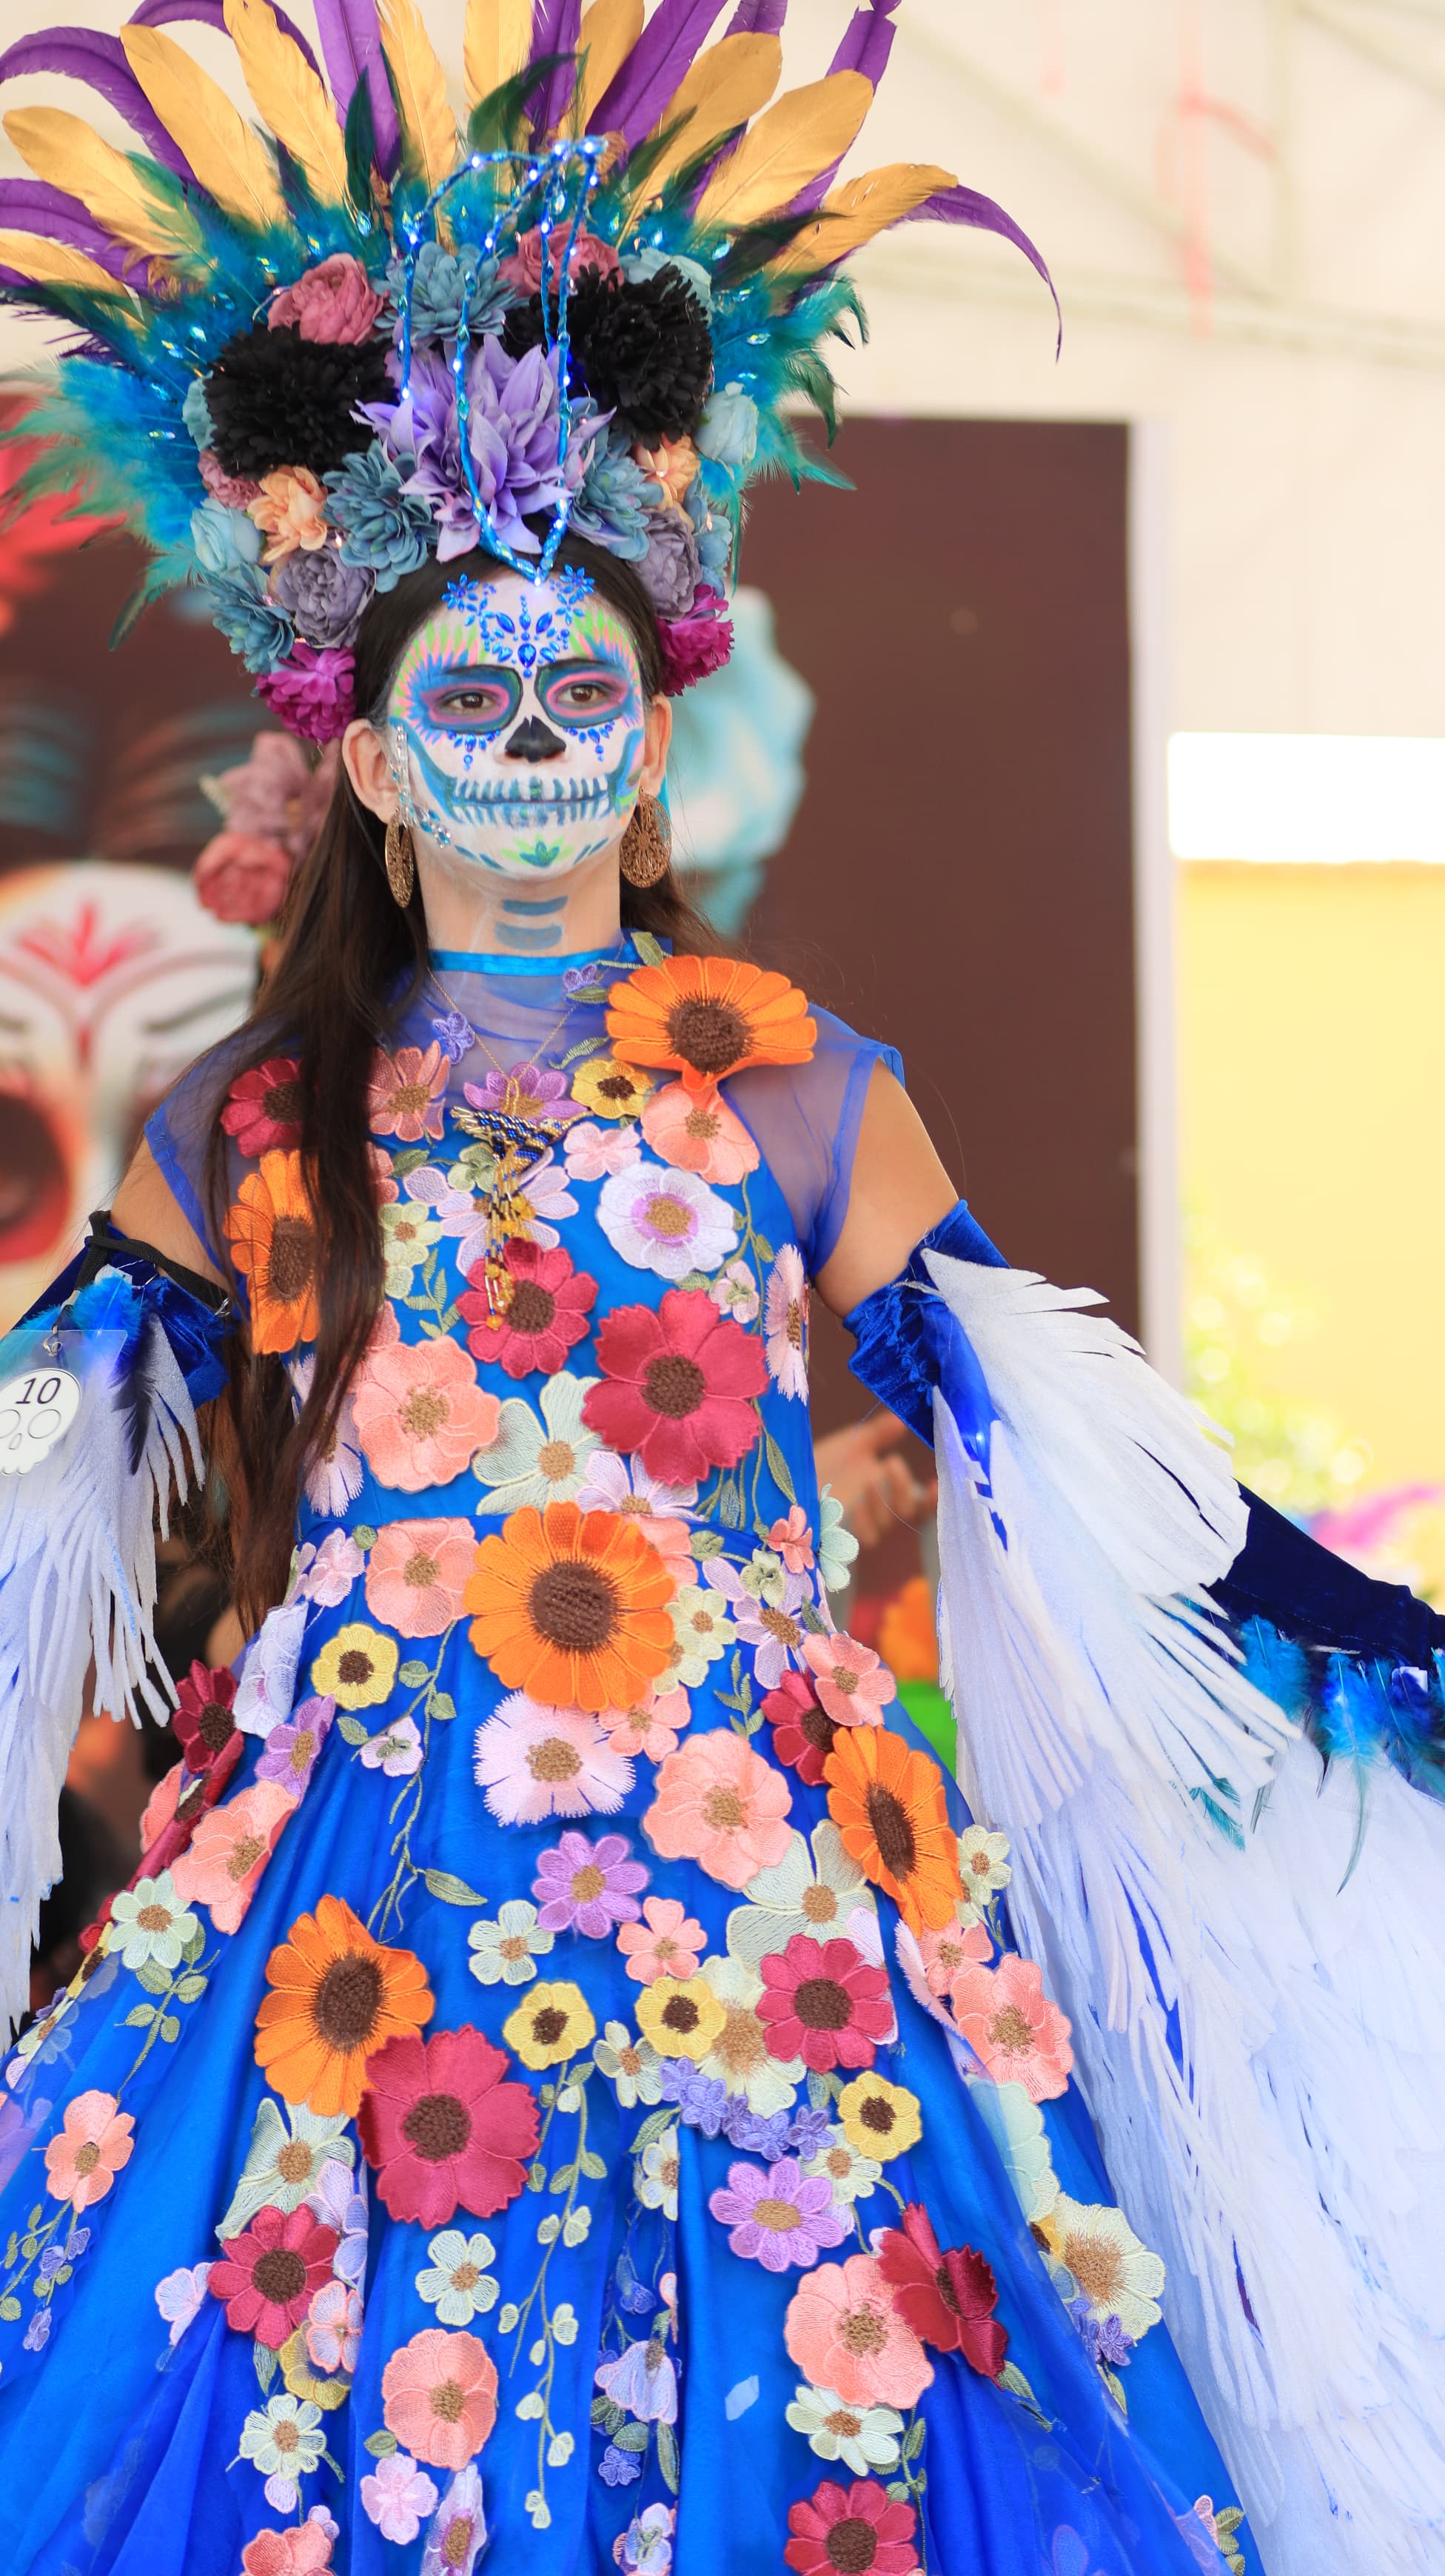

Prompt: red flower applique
xmin=583 ymin=1287 xmax=765 ymax=1485
xmin=458 ymin=1238 xmax=597 ymax=1379
xmin=876 ymin=2201 xmax=1009 ymax=2378
xmin=208 ymin=2202 xmax=338 ymax=2349
xmin=764 ymin=1671 xmax=838 ymax=1787
xmin=785 ymin=2477 xmax=919 ymax=2576
xmin=221 ymin=1056 xmax=304 ymax=1156
xmin=171 ymin=1660 xmax=241 ymax=1775
xmin=757 ymin=1933 xmax=894 ymax=2073
xmin=358 ymin=2025 xmax=540 ymax=2227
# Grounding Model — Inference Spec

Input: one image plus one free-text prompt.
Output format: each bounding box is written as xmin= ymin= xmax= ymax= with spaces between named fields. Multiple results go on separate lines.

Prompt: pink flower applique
xmin=948 ymin=1953 xmax=1074 ymax=2103
xmin=801 ymin=1632 xmax=895 ymax=1728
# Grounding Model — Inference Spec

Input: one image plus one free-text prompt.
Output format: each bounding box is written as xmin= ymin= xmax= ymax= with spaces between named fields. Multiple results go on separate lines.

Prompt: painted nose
xmin=503 ymin=714 xmax=566 ymax=762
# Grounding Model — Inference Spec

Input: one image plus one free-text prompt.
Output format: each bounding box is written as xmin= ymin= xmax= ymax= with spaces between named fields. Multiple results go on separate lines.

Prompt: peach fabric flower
xmin=138 ymin=1761 xmax=184 ymax=1854
xmin=948 ymin=1953 xmax=1074 ymax=2103
xmin=365 ymin=1518 xmax=476 ymax=1636
xmin=353 ymin=1338 xmax=501 ymax=1494
xmin=644 ymin=1730 xmax=793 ymax=1891
xmin=768 ymin=1507 xmax=816 ymax=1574
xmin=784 ymin=2253 xmax=933 ymax=2409
xmin=241 ymin=2516 xmax=335 ymax=2572
xmin=172 ymin=1780 xmax=298 ymax=1934
xmin=916 ymin=1918 xmax=992 ymax=1997
xmin=44 ymin=2089 xmax=135 ymax=2212
xmin=248 ymin=466 xmax=329 ymax=563
xmin=599 ymin=1683 xmax=692 ymax=1761
xmin=616 ymin=1894 xmax=706 ymax=1985
xmin=640 ymin=1079 xmax=760 ymax=1184
xmin=381 ymin=2327 xmax=497 ymax=2470
xmin=192 ymin=829 xmax=294 ymax=926
xmin=269 ymin=252 xmax=385 ymax=343
xmin=802 ymin=1633 xmax=894 ymax=1728
xmin=368 ymin=1043 xmax=449 ymax=1143
xmin=631 ymin=435 xmax=699 ymax=507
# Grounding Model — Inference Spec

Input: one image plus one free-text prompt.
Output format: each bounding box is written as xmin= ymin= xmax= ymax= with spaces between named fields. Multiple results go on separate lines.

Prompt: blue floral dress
xmin=0 ymin=943 xmax=1255 ymax=2576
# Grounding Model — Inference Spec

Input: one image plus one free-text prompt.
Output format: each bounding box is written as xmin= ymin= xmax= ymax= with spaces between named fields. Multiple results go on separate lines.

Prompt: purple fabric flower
xmin=365 ymin=339 xmax=603 ymax=563
xmin=255 ymin=1693 xmax=335 ymax=1795
xmin=637 ymin=506 xmax=700 ymax=617
xmin=532 ymin=1831 xmax=648 ymax=1936
xmin=37 ymin=2243 xmax=66 ymax=2281
xmin=254 ymin=643 xmax=356 ymax=745
xmin=703 ymin=1556 xmax=811 ymax=1688
xmin=22 ymin=2305 xmax=51 ymax=2351
xmin=707 ymin=2156 xmax=848 ymax=2273
xmin=432 ymin=1011 xmax=475 ymax=1064
xmin=721 ymin=2099 xmax=789 ymax=2158
xmin=1069 ymin=2297 xmax=1132 ymax=2368
xmin=784 ymin=2104 xmax=833 ymax=2159
xmin=270 ymin=546 xmax=374 ymax=649
xmin=658 ymin=2061 xmax=728 ymax=2138
xmin=463 ymin=1061 xmax=571 ymax=1116
xmin=595 ymin=2335 xmax=677 ymax=2424
xmin=600 ymin=2444 xmax=643 ymax=2487
xmin=657 ymin=591 xmax=734 ymax=694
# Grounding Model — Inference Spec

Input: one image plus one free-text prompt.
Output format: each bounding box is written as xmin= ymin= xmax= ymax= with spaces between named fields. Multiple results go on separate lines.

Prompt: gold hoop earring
xmin=619 ymin=791 xmax=672 ymax=888
xmin=384 ymin=814 xmax=415 ymax=908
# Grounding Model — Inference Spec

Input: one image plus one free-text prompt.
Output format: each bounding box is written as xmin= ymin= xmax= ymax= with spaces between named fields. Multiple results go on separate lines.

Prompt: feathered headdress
xmin=0 ymin=0 xmax=1053 ymax=741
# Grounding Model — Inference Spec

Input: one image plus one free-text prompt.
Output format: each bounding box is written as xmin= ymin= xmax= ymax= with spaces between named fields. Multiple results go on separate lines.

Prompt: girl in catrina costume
xmin=0 ymin=9 xmax=1442 ymax=2573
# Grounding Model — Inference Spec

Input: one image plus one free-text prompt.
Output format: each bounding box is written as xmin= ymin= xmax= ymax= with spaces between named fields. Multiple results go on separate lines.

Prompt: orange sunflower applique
xmin=464 ymin=1501 xmax=676 ymax=1714
xmin=824 ymin=1726 xmax=963 ymax=1933
xmin=224 ymin=1147 xmax=320 ymax=1353
xmin=254 ymin=1891 xmax=434 ymax=2117
xmin=605 ymin=955 xmax=816 ymax=1094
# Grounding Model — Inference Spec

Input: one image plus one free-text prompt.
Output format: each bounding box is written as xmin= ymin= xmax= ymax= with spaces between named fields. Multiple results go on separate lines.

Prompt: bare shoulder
xmin=111 ymin=1139 xmax=227 ymax=1289
xmin=814 ymin=1062 xmax=958 ymax=1318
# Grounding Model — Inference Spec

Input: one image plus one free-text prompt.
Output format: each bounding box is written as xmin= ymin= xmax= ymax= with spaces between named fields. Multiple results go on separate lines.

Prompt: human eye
xmin=540 ymin=662 xmax=631 ymax=725
xmin=418 ymin=668 xmax=520 ymax=735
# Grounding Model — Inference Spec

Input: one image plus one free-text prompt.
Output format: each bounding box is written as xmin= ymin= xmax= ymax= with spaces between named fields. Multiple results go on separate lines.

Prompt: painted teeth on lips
xmin=454 ymin=780 xmax=610 ymax=807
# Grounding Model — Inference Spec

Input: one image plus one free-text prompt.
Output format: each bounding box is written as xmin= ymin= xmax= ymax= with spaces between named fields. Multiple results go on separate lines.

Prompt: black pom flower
xmin=205 ymin=322 xmax=393 ymax=480
xmin=501 ymin=266 xmax=713 ymax=443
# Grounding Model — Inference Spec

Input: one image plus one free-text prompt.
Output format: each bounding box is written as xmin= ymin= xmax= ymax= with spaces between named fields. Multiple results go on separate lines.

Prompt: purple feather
xmin=788 ymin=1 xmax=897 ymax=217
xmin=529 ymin=0 xmax=582 ymax=139
xmin=309 ymin=0 xmax=400 ymax=174
xmin=0 ymin=29 xmax=196 ymax=180
xmin=725 ymin=0 xmax=786 ymax=28
xmin=593 ymin=0 xmax=732 ymax=146
xmin=0 ymin=176 xmax=139 ymax=282
xmin=899 ymin=184 xmax=1062 ymax=355
xmin=128 ymin=0 xmax=322 ymax=81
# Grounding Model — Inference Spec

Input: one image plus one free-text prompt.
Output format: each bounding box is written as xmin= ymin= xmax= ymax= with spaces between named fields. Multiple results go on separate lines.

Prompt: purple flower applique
xmin=600 ymin=2444 xmax=643 ymax=2487
xmin=784 ymin=2104 xmax=833 ymax=2159
xmin=432 ymin=1011 xmax=475 ymax=1064
xmin=707 ymin=2157 xmax=848 ymax=2274
xmin=255 ymin=1693 xmax=336 ymax=1797
xmin=23 ymin=2306 xmax=51 ymax=2351
xmin=720 ymin=2099 xmax=789 ymax=2159
xmin=658 ymin=2061 xmax=728 ymax=2138
xmin=1069 ymin=2297 xmax=1132 ymax=2369
xmin=595 ymin=2335 xmax=678 ymax=2425
xmin=463 ymin=1061 xmax=574 ymax=1121
xmin=532 ymin=1831 xmax=648 ymax=1937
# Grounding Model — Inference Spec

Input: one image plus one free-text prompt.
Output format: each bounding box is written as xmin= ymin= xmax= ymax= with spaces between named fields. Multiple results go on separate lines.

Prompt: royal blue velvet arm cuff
xmin=16 ymin=1211 xmax=233 ymax=1412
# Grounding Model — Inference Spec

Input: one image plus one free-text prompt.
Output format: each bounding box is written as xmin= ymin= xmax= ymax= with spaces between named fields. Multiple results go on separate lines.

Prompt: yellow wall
xmin=1179 ymin=861 xmax=1445 ymax=1491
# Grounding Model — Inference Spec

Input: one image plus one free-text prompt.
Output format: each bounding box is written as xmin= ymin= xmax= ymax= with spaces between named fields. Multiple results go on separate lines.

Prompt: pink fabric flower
xmin=657 ymin=591 xmax=734 ymax=693
xmin=43 ymin=2090 xmax=134 ymax=2211
xmin=270 ymin=253 xmax=385 ymax=343
xmin=616 ymin=1894 xmax=705 ymax=1985
xmin=644 ymin=1730 xmax=793 ymax=1891
xmin=563 ymin=1118 xmax=640 ymax=1183
xmin=255 ymin=645 xmax=357 ymax=745
xmin=532 ymin=1829 xmax=648 ymax=1936
xmin=768 ymin=1508 xmax=816 ymax=1574
xmin=497 ymin=227 xmax=620 ymax=293
xmin=306 ymin=2277 xmax=364 ymax=2374
xmin=381 ymin=2327 xmax=497 ymax=2470
xmin=472 ymin=1694 xmax=633 ymax=1825
xmin=365 ymin=1518 xmax=476 ymax=1636
xmin=297 ymin=1529 xmax=366 ymax=1606
xmin=764 ymin=1244 xmax=809 ymax=1399
xmin=916 ymin=1919 xmax=992 ymax=1996
xmin=369 ymin=1043 xmax=449 ymax=1142
xmin=757 ymin=1933 xmax=894 ymax=2073
xmin=949 ymin=1953 xmax=1074 ymax=2102
xmin=708 ymin=2155 xmax=848 ymax=2272
xmin=192 ymin=830 xmax=292 ymax=926
xmin=171 ymin=1779 xmax=298 ymax=1933
xmin=640 ymin=1080 xmax=759 ymax=1183
xmin=352 ymin=1338 xmax=501 ymax=1492
xmin=214 ymin=731 xmax=338 ymax=858
xmin=360 ymin=1714 xmax=424 ymax=1777
xmin=801 ymin=1632 xmax=894 ymax=1728
xmin=242 ymin=2517 xmax=336 ymax=2575
xmin=783 ymin=2253 xmax=934 ymax=2409
xmin=255 ymin=1694 xmax=335 ymax=1797
xmin=361 ymin=2449 xmax=439 ymax=2544
xmin=198 ymin=448 xmax=261 ymax=508
xmin=598 ymin=1682 xmax=691 ymax=1761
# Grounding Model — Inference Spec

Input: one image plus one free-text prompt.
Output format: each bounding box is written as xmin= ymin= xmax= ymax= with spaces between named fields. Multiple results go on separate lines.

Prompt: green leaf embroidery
xmin=689 ymin=1529 xmax=726 ymax=1559
xmin=902 ymin=2418 xmax=926 ymax=2463
xmin=122 ymin=2004 xmax=156 ymax=2029
xmin=134 ymin=1959 xmax=172 ymax=1996
xmin=763 ymin=1432 xmax=796 ymax=1504
xmin=632 ymin=931 xmax=666 ymax=967
xmin=719 ymin=1480 xmax=744 ymax=1529
xmin=158 ymin=2014 xmax=181 ymax=2043
xmin=398 ymin=1660 xmax=429 ymax=1688
xmin=657 ymin=2418 xmax=680 ymax=2492
xmin=752 ymin=1235 xmax=774 ymax=1263
xmin=351 ymin=1525 xmax=378 ymax=1551
xmin=429 ymin=1691 xmax=457 ymax=1723
xmin=174 ymin=1973 xmax=208 ymax=2003
xmin=0 ymin=2295 xmax=21 ymax=2323
xmin=181 ymin=1922 xmax=206 ymax=1965
xmin=590 ymin=2395 xmax=624 ymax=2433
xmin=253 ymin=2340 xmax=277 ymax=2395
xmin=526 ymin=2162 xmax=547 ymax=2194
xmin=420 ymin=1870 xmax=486 ymax=1906
xmin=579 ymin=2147 xmax=607 ymax=2180
xmin=675 ymin=1269 xmax=711 ymax=1293
xmin=363 ymin=2427 xmax=398 ymax=2457
xmin=336 ymin=1714 xmax=370 ymax=1747
xmin=560 ymin=1030 xmax=606 ymax=1059
xmin=611 ymin=2419 xmax=650 ymax=2453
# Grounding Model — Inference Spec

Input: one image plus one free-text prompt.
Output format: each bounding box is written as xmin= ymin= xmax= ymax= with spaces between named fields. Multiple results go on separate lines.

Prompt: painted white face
xmin=384 ymin=566 xmax=648 ymax=885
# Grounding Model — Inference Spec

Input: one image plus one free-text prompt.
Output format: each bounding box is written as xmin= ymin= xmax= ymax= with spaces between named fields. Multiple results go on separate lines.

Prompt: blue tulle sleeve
xmin=725 ymin=1005 xmax=903 ymax=1277
xmin=144 ymin=1033 xmax=259 ymax=1271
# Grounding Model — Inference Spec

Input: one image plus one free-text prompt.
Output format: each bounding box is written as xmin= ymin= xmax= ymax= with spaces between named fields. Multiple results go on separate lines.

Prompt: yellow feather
xmin=770 ymin=161 xmax=956 ymax=279
xmin=577 ymin=0 xmax=644 ymax=129
xmin=694 ymin=71 xmax=873 ymax=229
xmin=378 ymin=0 xmax=460 ymax=194
xmin=223 ymin=0 xmax=348 ymax=207
xmin=640 ymin=34 xmax=782 ymax=198
xmin=119 ymin=26 xmax=289 ymax=230
xmin=0 ymin=229 xmax=142 ymax=304
xmin=3 ymin=106 xmax=204 ymax=262
xmin=463 ymin=0 xmax=532 ymax=110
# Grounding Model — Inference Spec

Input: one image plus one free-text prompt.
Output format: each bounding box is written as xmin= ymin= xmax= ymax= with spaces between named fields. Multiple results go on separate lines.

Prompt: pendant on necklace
xmin=452 ymin=1103 xmax=577 ymax=1318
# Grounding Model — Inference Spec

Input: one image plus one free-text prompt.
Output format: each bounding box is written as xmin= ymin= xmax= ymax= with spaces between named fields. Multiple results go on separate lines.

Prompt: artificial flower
xmin=254 ymin=1892 xmax=434 ymax=2117
xmin=470 ymin=1374 xmax=604 ymax=1515
xmin=916 ymin=1918 xmax=992 ymax=1996
xmin=503 ymin=1979 xmax=597 ymax=2070
xmin=575 ymin=1447 xmax=699 ymax=1520
xmin=381 ymin=2327 xmax=497 ymax=2471
xmin=364 ymin=1517 xmax=475 ymax=1637
xmin=631 ymin=432 xmax=699 ymax=507
xmin=634 ymin=1973 xmax=728 ymax=2065
xmin=817 ymin=1489 xmax=858 ymax=1594
xmin=697 ymin=381 xmax=758 ymax=469
xmin=464 ymin=1501 xmax=674 ymax=1711
xmin=592 ymin=2022 xmax=663 ymax=2108
xmin=769 ymin=1508 xmax=816 ymax=1574
xmin=309 ymin=1622 xmax=399 ymax=1711
xmin=218 ymin=2097 xmax=354 ymax=2235
xmin=636 ymin=2128 xmax=680 ymax=2218
xmin=256 ymin=1696 xmax=336 ymax=1797
xmin=273 ymin=546 xmax=373 ymax=651
xmin=703 ymin=1555 xmax=811 ymax=1689
xmin=358 ymin=2025 xmax=539 ymax=2225
xmin=876 ymin=2202 xmax=1008 ymax=2376
xmin=956 ymin=1825 xmax=1013 ymax=1911
xmin=358 ymin=1715 xmax=423 ymax=1778
xmin=784 ymin=2385 xmax=904 ymax=2477
xmin=209 ymin=2202 xmax=339 ymax=2349
xmin=155 ymin=2261 xmax=213 ymax=2347
xmin=223 ymin=1056 xmax=302 ymax=1155
xmin=238 ymin=2390 xmax=327 ymax=2484
xmin=599 ymin=1681 xmax=693 ymax=1761
xmin=1040 ymin=2194 xmax=1165 ymax=2342
xmin=764 ymin=1674 xmax=841 ymax=1789
xmin=595 ymin=2333 xmax=678 ymax=2426
xmin=472 ymin=1693 xmax=633 ymax=1824
xmin=663 ymin=1585 xmax=736 ymax=1687
xmin=570 ymin=1054 xmax=654 ymax=1121
xmin=463 ymin=1059 xmax=572 ymax=1121
xmin=640 ymin=1079 xmax=759 ymax=1184
xmin=597 ymin=1161 xmax=738 ymax=1281
xmin=645 ymin=1729 xmax=794 ymax=1890
xmin=172 ymin=1780 xmax=298 ymax=1933
xmin=225 ymin=1149 xmax=320 ymax=1353
xmin=784 ymin=2254 xmax=933 ymax=2410
xmin=466 ymin=1899 xmax=554 ymax=1987
xmin=255 ymin=642 xmax=356 ymax=745
xmin=459 ymin=1238 xmax=598 ymax=1378
xmin=802 ymin=1632 xmax=894 ymax=1728
xmin=710 ymin=1258 xmax=760 ymax=1324
xmin=585 ymin=1289 xmax=765 ymax=1484
xmin=270 ymin=252 xmax=385 ymax=344
xmin=44 ymin=2090 xmax=134 ymax=2211
xmin=380 ymin=1197 xmax=443 ymax=1293
xmin=784 ymin=2477 xmax=918 ymax=2576
xmin=361 ymin=2449 xmax=440 ymax=2543
xmin=368 ymin=1042 xmax=449 ymax=1141
xmin=836 ymin=2073 xmax=922 ymax=2165
xmin=656 ymin=591 xmax=734 ymax=693
xmin=757 ymin=1934 xmax=893 ymax=2074
xmin=533 ymin=1830 xmax=648 ymax=1936
xmin=606 ymin=954 xmax=815 ymax=1094
xmin=825 ymin=1728 xmax=962 ymax=1934
xmin=422 ymin=2465 xmax=487 ymax=2575
xmin=107 ymin=1870 xmax=199 ymax=1973
xmin=697 ymin=1953 xmax=802 ymax=2113
xmin=617 ymin=1895 xmax=705 ymax=1986
xmin=563 ymin=1116 xmax=640 ymax=1181
xmin=614 ymin=2500 xmax=676 ymax=2574
xmin=763 ymin=1245 xmax=809 ymax=1399
xmin=799 ymin=2129 xmax=883 ymax=2210
xmin=170 ymin=1659 xmax=241 ymax=1777
xmin=499 ymin=223 xmax=620 ymax=294
xmin=416 ymin=2227 xmax=498 ymax=2326
xmin=365 ymin=337 xmax=593 ymax=564
xmin=352 ymin=1336 xmax=501 ymax=1493
xmin=326 ymin=444 xmax=434 ymax=588
xmin=248 ymin=465 xmax=329 ymax=562
xmin=949 ymin=1953 xmax=1075 ymax=2104
xmin=295 ymin=1526 xmax=366 ymax=1607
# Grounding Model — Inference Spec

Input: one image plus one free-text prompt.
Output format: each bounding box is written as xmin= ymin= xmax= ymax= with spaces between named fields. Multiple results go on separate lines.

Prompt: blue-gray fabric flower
xmin=696 ymin=380 xmax=758 ymax=473
xmin=190 ymin=497 xmax=261 ymax=578
xmin=388 ymin=241 xmax=511 ymax=345
xmin=182 ymin=375 xmax=215 ymax=451
xmin=621 ymin=245 xmax=714 ymax=313
xmin=202 ymin=568 xmax=295 ymax=673
xmin=323 ymin=446 xmax=435 ymax=592
xmin=638 ymin=504 xmax=700 ymax=617
xmin=686 ymin=475 xmax=733 ymax=584
xmin=571 ymin=428 xmax=661 ymax=563
xmin=271 ymin=547 xmax=375 ymax=649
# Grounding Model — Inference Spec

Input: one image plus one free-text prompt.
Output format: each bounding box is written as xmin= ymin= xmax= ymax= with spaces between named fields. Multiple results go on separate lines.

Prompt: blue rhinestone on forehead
xmin=439 ymin=566 xmax=595 ymax=673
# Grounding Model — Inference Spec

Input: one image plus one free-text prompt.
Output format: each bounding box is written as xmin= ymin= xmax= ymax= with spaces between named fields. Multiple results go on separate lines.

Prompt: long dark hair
xmin=208 ymin=533 xmax=721 ymax=1627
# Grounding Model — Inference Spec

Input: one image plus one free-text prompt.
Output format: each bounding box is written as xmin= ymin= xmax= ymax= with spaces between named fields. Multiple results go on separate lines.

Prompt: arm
xmin=111 ymin=1138 xmax=227 ymax=1290
xmin=814 ymin=1064 xmax=959 ymax=1318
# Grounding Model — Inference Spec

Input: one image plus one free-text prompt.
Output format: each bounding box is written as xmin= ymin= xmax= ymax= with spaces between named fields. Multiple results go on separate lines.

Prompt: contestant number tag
xmin=0 ymin=1366 xmax=81 ymax=1473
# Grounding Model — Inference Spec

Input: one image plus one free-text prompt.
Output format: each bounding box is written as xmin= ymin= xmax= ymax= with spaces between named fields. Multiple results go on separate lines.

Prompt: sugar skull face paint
xmin=384 ymin=568 xmax=648 ymax=881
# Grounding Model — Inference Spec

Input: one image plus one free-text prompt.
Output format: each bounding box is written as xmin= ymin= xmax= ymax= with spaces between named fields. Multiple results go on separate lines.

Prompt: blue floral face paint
xmin=384 ymin=568 xmax=648 ymax=882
